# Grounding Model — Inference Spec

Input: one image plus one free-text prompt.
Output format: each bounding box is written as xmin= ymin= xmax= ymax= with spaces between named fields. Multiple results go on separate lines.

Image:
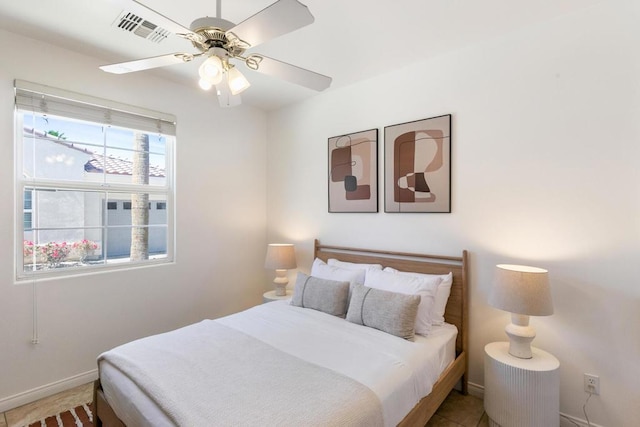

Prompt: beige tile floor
xmin=1 ymin=382 xmax=93 ymax=427
xmin=427 ymin=390 xmax=490 ymax=427
xmin=0 ymin=383 xmax=487 ymax=427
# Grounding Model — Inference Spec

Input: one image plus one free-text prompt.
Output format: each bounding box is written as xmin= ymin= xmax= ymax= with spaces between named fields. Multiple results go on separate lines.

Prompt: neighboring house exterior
xmin=23 ymin=127 xmax=167 ymax=259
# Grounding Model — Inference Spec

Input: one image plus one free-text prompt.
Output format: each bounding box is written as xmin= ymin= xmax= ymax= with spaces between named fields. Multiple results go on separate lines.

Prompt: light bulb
xmin=198 ymin=56 xmax=223 ymax=85
xmin=198 ymin=78 xmax=213 ymax=90
xmin=227 ymin=66 xmax=251 ymax=95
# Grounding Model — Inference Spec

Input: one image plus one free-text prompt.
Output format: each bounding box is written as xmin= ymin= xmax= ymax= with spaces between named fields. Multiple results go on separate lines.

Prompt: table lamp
xmin=264 ymin=244 xmax=297 ymax=296
xmin=489 ymin=264 xmax=553 ymax=359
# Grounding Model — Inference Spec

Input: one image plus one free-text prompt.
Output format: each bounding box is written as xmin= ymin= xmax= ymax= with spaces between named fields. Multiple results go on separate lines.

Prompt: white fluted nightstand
xmin=262 ymin=290 xmax=292 ymax=303
xmin=484 ymin=342 xmax=560 ymax=427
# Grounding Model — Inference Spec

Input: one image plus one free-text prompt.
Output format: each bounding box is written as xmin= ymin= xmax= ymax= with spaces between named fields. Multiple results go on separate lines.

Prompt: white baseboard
xmin=560 ymin=412 xmax=605 ymax=427
xmin=0 ymin=369 xmax=98 ymax=413
xmin=467 ymin=381 xmax=485 ymax=398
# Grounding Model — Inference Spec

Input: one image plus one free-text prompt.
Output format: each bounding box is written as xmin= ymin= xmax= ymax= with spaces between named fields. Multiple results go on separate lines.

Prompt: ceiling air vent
xmin=113 ymin=11 xmax=170 ymax=43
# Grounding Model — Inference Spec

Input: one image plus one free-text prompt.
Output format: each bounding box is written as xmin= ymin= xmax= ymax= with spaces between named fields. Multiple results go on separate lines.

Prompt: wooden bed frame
xmin=314 ymin=240 xmax=469 ymax=426
xmin=94 ymin=239 xmax=468 ymax=427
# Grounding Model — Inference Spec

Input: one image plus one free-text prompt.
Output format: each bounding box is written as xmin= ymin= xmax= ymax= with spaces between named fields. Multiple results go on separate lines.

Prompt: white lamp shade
xmin=227 ymin=66 xmax=251 ymax=95
xmin=199 ymin=56 xmax=224 ymax=85
xmin=264 ymin=244 xmax=297 ymax=270
xmin=198 ymin=78 xmax=213 ymax=90
xmin=490 ymin=264 xmax=553 ymax=316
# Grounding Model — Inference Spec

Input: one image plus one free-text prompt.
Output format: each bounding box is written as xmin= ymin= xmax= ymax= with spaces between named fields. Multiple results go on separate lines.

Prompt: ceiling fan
xmin=100 ymin=0 xmax=332 ymax=107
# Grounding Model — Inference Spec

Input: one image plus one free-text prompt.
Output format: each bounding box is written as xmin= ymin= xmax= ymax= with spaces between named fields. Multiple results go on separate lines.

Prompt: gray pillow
xmin=346 ymin=283 xmax=421 ymax=340
xmin=290 ymin=272 xmax=350 ymax=317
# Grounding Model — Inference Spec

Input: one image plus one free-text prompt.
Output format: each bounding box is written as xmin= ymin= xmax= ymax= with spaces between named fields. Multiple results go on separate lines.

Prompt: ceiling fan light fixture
xmin=227 ymin=66 xmax=251 ymax=95
xmin=199 ymin=55 xmax=224 ymax=85
xmin=100 ymin=0 xmax=332 ymax=107
xmin=198 ymin=78 xmax=214 ymax=90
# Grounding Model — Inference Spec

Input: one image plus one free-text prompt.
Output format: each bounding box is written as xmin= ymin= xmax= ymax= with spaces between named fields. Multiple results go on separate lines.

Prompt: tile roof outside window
xmin=85 ymin=153 xmax=166 ymax=177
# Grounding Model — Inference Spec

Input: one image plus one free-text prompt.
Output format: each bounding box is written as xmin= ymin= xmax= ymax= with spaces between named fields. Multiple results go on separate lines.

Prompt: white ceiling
xmin=0 ymin=0 xmax=602 ymax=111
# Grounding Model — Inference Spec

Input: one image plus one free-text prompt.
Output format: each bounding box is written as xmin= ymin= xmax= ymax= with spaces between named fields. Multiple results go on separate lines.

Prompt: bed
xmin=93 ymin=240 xmax=469 ymax=426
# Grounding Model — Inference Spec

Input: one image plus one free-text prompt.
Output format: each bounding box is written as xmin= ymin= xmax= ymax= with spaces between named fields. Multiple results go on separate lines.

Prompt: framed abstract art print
xmin=384 ymin=114 xmax=451 ymax=213
xmin=328 ymin=128 xmax=378 ymax=213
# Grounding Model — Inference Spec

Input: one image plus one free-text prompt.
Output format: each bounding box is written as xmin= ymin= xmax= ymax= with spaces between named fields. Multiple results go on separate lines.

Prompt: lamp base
xmin=505 ymin=313 xmax=536 ymax=359
xmin=273 ymin=269 xmax=289 ymax=297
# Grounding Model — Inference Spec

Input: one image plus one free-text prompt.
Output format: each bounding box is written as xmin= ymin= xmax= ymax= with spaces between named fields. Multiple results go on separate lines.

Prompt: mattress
xmin=99 ymin=300 xmax=457 ymax=427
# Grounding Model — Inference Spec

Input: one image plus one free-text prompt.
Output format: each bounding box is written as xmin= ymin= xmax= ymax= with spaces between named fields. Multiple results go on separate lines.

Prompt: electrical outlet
xmin=584 ymin=373 xmax=600 ymax=395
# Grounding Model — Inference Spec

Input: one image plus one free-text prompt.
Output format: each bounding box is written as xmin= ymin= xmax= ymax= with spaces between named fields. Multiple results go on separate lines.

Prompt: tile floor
xmin=1 ymin=383 xmax=93 ymax=427
xmin=427 ymin=390 xmax=490 ymax=427
xmin=0 ymin=383 xmax=487 ymax=427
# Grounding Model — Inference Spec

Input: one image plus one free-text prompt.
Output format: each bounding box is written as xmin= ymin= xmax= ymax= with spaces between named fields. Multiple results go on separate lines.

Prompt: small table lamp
xmin=264 ymin=244 xmax=297 ymax=296
xmin=489 ymin=264 xmax=553 ymax=359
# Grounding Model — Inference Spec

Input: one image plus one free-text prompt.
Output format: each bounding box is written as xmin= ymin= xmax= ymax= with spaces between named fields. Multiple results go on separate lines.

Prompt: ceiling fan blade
xmin=251 ymin=55 xmax=332 ymax=91
xmin=100 ymin=53 xmax=193 ymax=74
xmin=108 ymin=0 xmax=203 ymax=43
xmin=228 ymin=0 xmax=314 ymax=48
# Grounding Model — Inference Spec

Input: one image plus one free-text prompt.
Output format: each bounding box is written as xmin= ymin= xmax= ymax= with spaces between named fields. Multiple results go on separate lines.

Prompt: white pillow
xmin=311 ymin=258 xmax=366 ymax=287
xmin=327 ymin=258 xmax=383 ymax=271
xmin=364 ymin=269 xmax=441 ymax=335
xmin=384 ymin=268 xmax=453 ymax=326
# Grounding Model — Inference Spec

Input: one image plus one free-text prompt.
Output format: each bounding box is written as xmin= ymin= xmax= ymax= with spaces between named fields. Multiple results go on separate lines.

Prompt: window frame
xmin=14 ymin=80 xmax=176 ymax=282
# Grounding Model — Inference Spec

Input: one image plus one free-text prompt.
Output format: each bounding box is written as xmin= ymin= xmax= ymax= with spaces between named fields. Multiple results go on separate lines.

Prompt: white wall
xmin=0 ymin=29 xmax=267 ymax=407
xmin=266 ymin=1 xmax=640 ymax=426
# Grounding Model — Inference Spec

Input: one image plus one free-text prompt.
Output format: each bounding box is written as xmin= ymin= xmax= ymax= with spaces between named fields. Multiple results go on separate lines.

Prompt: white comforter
xmin=99 ymin=300 xmax=457 ymax=427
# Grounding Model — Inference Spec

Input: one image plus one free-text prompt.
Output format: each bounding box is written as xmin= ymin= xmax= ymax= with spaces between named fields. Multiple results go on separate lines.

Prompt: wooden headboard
xmin=314 ymin=239 xmax=469 ymax=360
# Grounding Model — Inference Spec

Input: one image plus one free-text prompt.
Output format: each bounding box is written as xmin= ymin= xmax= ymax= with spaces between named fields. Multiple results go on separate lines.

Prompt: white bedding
xmin=100 ymin=300 xmax=457 ymax=427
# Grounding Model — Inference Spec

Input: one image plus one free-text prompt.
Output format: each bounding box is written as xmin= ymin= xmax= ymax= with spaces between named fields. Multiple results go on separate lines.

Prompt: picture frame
xmin=384 ymin=114 xmax=451 ymax=213
xmin=328 ymin=128 xmax=378 ymax=213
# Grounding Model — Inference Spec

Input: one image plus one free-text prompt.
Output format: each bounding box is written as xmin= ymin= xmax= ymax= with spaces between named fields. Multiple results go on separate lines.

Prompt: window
xmin=24 ymin=212 xmax=32 ymax=230
xmin=23 ymin=189 xmax=33 ymax=230
xmin=157 ymin=202 xmax=166 ymax=210
xmin=15 ymin=80 xmax=175 ymax=279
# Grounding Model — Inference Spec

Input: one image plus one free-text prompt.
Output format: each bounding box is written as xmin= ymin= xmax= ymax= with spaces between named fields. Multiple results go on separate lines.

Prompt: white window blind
xmin=14 ymin=80 xmax=176 ymax=136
